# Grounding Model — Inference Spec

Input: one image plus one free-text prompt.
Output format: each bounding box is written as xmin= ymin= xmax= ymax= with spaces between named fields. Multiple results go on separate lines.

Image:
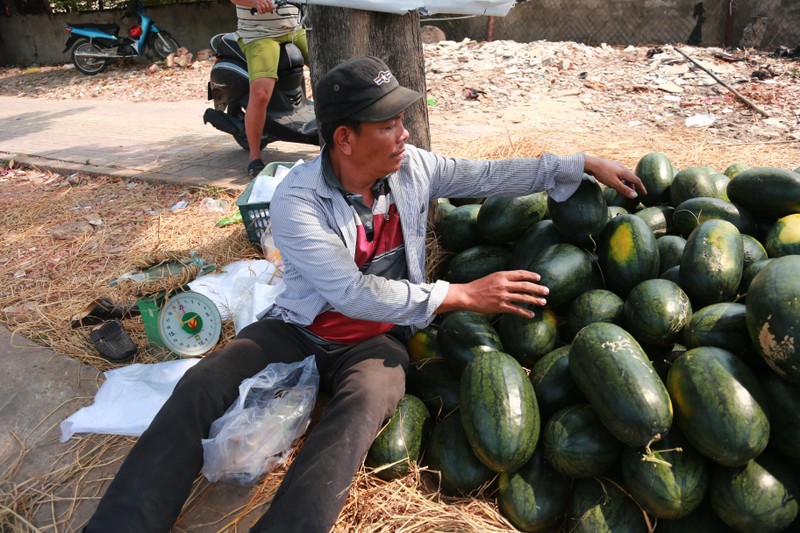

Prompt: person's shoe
xmin=70 ymin=297 xmax=140 ymax=328
xmin=247 ymin=159 xmax=266 ymax=178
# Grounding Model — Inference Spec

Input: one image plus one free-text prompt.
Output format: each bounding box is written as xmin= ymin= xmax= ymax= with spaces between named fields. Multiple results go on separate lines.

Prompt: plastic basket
xmin=236 ymin=162 xmax=294 ymax=245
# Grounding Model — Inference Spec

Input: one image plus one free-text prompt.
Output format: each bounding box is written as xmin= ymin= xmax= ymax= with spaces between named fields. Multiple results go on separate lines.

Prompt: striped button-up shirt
xmin=261 ymin=145 xmax=584 ymax=332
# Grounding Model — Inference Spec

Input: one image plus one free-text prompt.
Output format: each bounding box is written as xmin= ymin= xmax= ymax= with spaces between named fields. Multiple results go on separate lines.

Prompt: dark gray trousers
xmin=85 ymin=319 xmax=409 ymax=533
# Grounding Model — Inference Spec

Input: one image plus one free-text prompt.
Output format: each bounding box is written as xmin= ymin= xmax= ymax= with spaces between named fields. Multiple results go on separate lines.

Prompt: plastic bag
xmin=201 ymin=355 xmax=319 ymax=485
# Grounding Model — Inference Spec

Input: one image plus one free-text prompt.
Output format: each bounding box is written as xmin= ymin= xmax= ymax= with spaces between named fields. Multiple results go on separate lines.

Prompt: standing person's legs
xmin=242 ymin=37 xmax=280 ymax=175
xmin=85 ymin=320 xmax=322 ymax=533
xmin=250 ymin=332 xmax=409 ymax=533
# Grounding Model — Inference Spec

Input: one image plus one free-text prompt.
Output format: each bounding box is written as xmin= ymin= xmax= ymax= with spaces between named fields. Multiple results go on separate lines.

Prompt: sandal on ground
xmin=247 ymin=159 xmax=266 ymax=178
xmin=88 ymin=320 xmax=138 ymax=363
xmin=70 ymin=297 xmax=140 ymax=328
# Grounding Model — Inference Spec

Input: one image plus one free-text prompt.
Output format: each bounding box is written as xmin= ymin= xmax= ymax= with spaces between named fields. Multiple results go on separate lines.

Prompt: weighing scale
xmin=138 ymin=290 xmax=222 ymax=357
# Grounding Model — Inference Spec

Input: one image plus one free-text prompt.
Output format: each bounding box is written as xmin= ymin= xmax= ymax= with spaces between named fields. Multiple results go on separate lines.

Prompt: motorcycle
xmin=64 ymin=0 xmax=180 ymax=76
xmin=202 ymin=1 xmax=319 ymax=151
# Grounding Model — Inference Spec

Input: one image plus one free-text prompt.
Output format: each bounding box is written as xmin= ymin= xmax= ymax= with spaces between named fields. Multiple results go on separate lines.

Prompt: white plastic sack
xmin=286 ymin=0 xmax=515 ymax=16
xmin=188 ymin=259 xmax=281 ymax=321
xmin=201 ymin=355 xmax=319 ymax=485
xmin=59 ymin=358 xmax=200 ymax=442
xmin=231 ymin=275 xmax=286 ymax=335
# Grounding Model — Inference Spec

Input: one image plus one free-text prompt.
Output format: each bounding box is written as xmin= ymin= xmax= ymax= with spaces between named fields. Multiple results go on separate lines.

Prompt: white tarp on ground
xmin=289 ymin=0 xmax=516 ymax=16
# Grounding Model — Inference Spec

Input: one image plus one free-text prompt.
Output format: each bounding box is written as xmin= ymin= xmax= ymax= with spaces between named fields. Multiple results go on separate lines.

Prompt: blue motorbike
xmin=63 ymin=0 xmax=180 ymax=75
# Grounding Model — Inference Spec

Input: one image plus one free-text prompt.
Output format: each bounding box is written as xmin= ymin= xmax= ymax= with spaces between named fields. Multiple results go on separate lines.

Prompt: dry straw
xmin=1 ymin=127 xmax=798 ymax=531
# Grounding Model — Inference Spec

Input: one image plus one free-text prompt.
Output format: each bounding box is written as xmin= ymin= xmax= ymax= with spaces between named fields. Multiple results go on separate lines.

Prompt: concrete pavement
xmin=0 ymin=95 xmax=321 ymax=190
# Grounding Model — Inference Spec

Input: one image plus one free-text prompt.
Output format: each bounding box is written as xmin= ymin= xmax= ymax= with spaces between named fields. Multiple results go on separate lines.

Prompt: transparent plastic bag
xmin=201 ymin=355 xmax=319 ymax=485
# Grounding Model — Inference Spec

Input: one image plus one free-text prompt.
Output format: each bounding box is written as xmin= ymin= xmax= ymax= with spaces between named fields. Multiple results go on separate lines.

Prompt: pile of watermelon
xmin=365 ymin=155 xmax=800 ymax=532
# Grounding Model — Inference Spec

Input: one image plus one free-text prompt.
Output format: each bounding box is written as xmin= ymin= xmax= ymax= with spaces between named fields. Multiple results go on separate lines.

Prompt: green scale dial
xmin=138 ymin=290 xmax=222 ymax=357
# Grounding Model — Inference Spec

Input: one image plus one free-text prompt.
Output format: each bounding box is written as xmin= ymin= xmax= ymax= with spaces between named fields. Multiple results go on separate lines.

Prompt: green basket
xmin=236 ymin=161 xmax=294 ymax=245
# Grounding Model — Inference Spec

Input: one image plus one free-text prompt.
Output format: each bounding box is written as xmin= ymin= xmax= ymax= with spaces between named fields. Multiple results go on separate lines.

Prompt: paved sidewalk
xmin=0 ymin=95 xmax=321 ymax=190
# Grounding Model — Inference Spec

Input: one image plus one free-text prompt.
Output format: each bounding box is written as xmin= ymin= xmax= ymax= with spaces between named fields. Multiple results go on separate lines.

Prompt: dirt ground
xmin=1 ymin=38 xmax=800 ymax=532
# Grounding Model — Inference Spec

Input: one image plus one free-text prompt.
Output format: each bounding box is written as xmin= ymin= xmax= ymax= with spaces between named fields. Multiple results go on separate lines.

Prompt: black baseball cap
xmin=314 ymin=56 xmax=423 ymax=124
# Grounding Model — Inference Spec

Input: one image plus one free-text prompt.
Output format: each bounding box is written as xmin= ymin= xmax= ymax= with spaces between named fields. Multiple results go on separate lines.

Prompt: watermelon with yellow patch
xmin=763 ymin=213 xmax=800 ymax=257
xmin=596 ymin=214 xmax=660 ymax=298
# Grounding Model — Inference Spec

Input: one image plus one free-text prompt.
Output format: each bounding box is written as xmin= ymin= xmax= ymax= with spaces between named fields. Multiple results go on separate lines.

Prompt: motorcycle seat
xmin=67 ymin=23 xmax=120 ymax=36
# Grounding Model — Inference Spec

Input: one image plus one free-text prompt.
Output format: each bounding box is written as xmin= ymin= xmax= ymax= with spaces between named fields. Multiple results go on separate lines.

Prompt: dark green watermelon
xmin=657 ymin=234 xmax=687 ymax=274
xmin=405 ymin=361 xmax=461 ymax=418
xmin=760 ymin=371 xmax=800 ymax=460
xmin=660 ymin=265 xmax=681 ymax=285
xmin=569 ymin=322 xmax=673 ymax=447
xmin=567 ymin=477 xmax=649 ymax=533
xmin=738 ymin=258 xmax=772 ymax=298
xmin=666 ymin=347 xmax=770 ymax=466
xmin=682 ymin=302 xmax=751 ymax=357
xmin=624 ymin=279 xmax=693 ymax=348
xmin=548 ymin=176 xmax=608 ymax=248
xmin=679 ymin=219 xmax=744 ymax=308
xmin=656 ymin=501 xmax=736 ymax=532
xmin=727 ymin=166 xmax=800 ymax=219
xmin=634 ymin=205 xmax=675 ymax=237
xmin=497 ymin=447 xmax=572 ymax=533
xmin=509 ymin=219 xmax=562 ymax=270
xmin=710 ymin=453 xmax=799 ymax=532
xmin=438 ymin=311 xmax=503 ymax=374
xmin=567 ymin=289 xmax=625 ymax=337
xmin=445 ymin=244 xmax=511 ymax=283
xmin=541 ymin=404 xmax=622 ymax=479
xmin=596 ymin=214 xmax=661 ymax=298
xmin=529 ymin=345 xmax=586 ymax=418
xmin=745 ymin=255 xmax=800 ymax=384
xmin=670 ymin=166 xmax=718 ymax=206
xmin=460 ymin=351 xmax=540 ymax=472
xmin=672 ymin=197 xmax=757 ymax=238
xmin=424 ymin=413 xmax=494 ymax=496
xmin=365 ymin=394 xmax=431 ymax=480
xmin=635 ymin=151 xmax=675 ymax=206
xmin=436 ymin=203 xmax=483 ymax=252
xmin=524 ymin=243 xmax=596 ymax=310
xmin=497 ymin=306 xmax=558 ymax=367
xmin=477 ymin=192 xmax=549 ymax=244
xmin=741 ymin=233 xmax=768 ymax=269
xmin=621 ymin=429 xmax=709 ymax=519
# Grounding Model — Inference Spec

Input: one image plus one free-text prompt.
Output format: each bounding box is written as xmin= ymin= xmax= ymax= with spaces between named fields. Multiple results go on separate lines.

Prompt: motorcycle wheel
xmin=72 ymin=39 xmax=109 ymax=76
xmin=150 ymin=31 xmax=180 ymax=60
xmin=234 ymin=133 xmax=269 ymax=152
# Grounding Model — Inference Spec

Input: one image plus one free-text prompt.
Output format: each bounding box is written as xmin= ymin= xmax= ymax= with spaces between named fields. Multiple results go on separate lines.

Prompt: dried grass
xmin=1 ymin=125 xmax=797 ymax=531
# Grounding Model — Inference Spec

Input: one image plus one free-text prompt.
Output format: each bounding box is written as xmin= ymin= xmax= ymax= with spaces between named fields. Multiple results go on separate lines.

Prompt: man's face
xmin=349 ymin=114 xmax=410 ymax=176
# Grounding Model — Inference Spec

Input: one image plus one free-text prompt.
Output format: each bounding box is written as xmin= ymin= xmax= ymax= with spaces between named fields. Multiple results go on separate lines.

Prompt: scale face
xmin=155 ymin=291 xmax=222 ymax=357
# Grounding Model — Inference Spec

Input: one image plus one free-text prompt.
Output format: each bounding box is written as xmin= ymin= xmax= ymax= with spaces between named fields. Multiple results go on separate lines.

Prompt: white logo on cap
xmin=374 ymin=70 xmax=393 ymax=86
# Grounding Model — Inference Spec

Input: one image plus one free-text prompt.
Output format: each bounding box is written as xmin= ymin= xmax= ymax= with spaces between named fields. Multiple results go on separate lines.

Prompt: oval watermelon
xmin=497 ymin=447 xmax=572 ymax=533
xmin=763 ymin=213 xmax=800 ymax=257
xmin=477 ymin=192 xmax=549 ymax=244
xmin=727 ymin=166 xmax=800 ymax=219
xmin=745 ymin=255 xmax=800 ymax=384
xmin=672 ymin=197 xmax=757 ymax=238
xmin=569 ymin=322 xmax=673 ymax=447
xmin=365 ymin=394 xmax=431 ymax=480
xmin=567 ymin=289 xmax=625 ymax=337
xmin=596 ymin=214 xmax=661 ymax=298
xmin=548 ymin=176 xmax=608 ymax=248
xmin=635 ymin=151 xmax=675 ymax=206
xmin=438 ymin=311 xmax=503 ymax=374
xmin=460 ymin=351 xmax=540 ymax=472
xmin=634 ymin=205 xmax=675 ymax=237
xmin=621 ymin=429 xmax=709 ymax=520
xmin=498 ymin=306 xmax=558 ymax=367
xmin=657 ymin=235 xmax=687 ymax=274
xmin=741 ymin=233 xmax=768 ymax=270
xmin=510 ymin=219 xmax=562 ymax=270
xmin=710 ymin=453 xmax=799 ymax=532
xmin=666 ymin=346 xmax=770 ymax=466
xmin=445 ymin=244 xmax=511 ymax=283
xmin=670 ymin=166 xmax=717 ymax=206
xmin=405 ymin=361 xmax=461 ymax=418
xmin=436 ymin=203 xmax=483 ymax=252
xmin=424 ymin=413 xmax=494 ymax=496
xmin=524 ymin=243 xmax=596 ymax=310
xmin=529 ymin=345 xmax=586 ymax=418
xmin=541 ymin=403 xmax=622 ymax=479
xmin=679 ymin=219 xmax=744 ymax=308
xmin=624 ymin=279 xmax=693 ymax=347
xmin=567 ymin=477 xmax=649 ymax=533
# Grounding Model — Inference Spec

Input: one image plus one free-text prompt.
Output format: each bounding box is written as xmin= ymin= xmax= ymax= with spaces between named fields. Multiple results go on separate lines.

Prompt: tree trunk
xmin=306 ymin=7 xmax=430 ymax=150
